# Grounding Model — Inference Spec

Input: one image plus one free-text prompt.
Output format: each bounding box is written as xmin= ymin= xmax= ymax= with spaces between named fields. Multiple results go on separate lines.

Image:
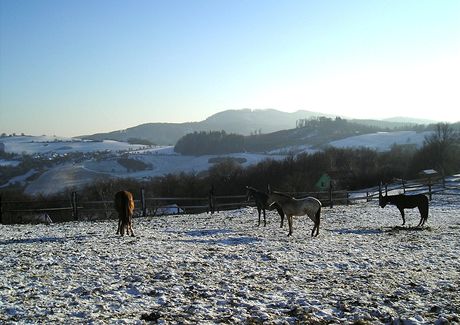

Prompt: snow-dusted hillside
xmin=329 ymin=131 xmax=432 ymax=151
xmin=0 ymin=131 xmax=435 ymax=195
xmin=23 ymin=151 xmax=286 ymax=196
xmin=1 ymin=194 xmax=459 ymax=324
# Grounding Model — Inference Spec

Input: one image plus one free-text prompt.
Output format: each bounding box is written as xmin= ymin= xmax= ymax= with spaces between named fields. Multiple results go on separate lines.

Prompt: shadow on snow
xmin=328 ymin=226 xmax=431 ymax=236
xmin=0 ymin=235 xmax=88 ymax=246
xmin=177 ymin=236 xmax=262 ymax=246
xmin=329 ymin=228 xmax=384 ymax=235
xmin=185 ymin=229 xmax=234 ymax=237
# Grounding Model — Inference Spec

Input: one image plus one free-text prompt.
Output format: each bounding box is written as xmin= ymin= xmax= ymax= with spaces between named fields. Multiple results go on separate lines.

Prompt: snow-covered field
xmin=329 ymin=131 xmax=432 ymax=151
xmin=1 ymin=195 xmax=459 ymax=324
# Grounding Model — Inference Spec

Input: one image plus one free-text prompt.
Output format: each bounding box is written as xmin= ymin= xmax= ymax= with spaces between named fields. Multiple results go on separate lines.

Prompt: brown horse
xmin=245 ymin=186 xmax=285 ymax=227
xmin=114 ymin=191 xmax=135 ymax=236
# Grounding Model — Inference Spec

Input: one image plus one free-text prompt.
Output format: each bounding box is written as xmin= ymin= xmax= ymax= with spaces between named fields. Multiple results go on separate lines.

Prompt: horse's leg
xmin=418 ymin=204 xmax=428 ymax=227
xmin=313 ymin=215 xmax=320 ymax=237
xmin=416 ymin=206 xmax=423 ymax=227
xmin=422 ymin=205 xmax=428 ymax=226
xmin=316 ymin=207 xmax=321 ymax=237
xmin=398 ymin=207 xmax=405 ymax=226
xmin=263 ymin=208 xmax=267 ymax=227
xmin=257 ymin=206 xmax=261 ymax=226
xmin=129 ymin=217 xmax=135 ymax=237
xmin=121 ymin=216 xmax=128 ymax=236
xmin=276 ymin=206 xmax=284 ymax=228
xmin=287 ymin=215 xmax=293 ymax=236
xmin=117 ymin=216 xmax=122 ymax=235
xmin=310 ymin=217 xmax=318 ymax=237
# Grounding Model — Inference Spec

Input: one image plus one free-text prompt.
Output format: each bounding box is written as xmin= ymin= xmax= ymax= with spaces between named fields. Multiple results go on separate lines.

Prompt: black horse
xmin=379 ymin=187 xmax=429 ymax=227
xmin=245 ymin=186 xmax=285 ymax=227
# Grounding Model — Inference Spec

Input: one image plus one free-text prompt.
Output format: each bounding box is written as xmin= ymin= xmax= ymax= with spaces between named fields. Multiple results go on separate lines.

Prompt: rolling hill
xmin=81 ymin=109 xmax=329 ymax=145
xmin=81 ymin=108 xmax=441 ymax=146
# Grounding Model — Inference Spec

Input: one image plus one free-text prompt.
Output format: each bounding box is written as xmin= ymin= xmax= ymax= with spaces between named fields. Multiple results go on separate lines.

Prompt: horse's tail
xmin=119 ymin=192 xmax=131 ymax=235
xmin=125 ymin=194 xmax=130 ymax=222
xmin=423 ymin=194 xmax=429 ymax=220
xmin=316 ymin=204 xmax=321 ymax=224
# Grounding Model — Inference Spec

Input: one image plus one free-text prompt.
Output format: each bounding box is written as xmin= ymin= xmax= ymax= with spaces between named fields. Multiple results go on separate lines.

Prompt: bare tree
xmin=424 ymin=123 xmax=459 ymax=176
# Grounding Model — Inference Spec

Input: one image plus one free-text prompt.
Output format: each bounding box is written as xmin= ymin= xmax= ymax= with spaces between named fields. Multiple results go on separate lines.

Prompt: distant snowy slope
xmin=0 ymin=136 xmax=145 ymax=155
xmin=0 ymin=159 xmax=21 ymax=167
xmin=0 ymin=169 xmax=37 ymax=189
xmin=24 ymin=164 xmax=106 ymax=196
xmin=329 ymin=131 xmax=432 ymax=151
xmin=23 ymin=152 xmax=286 ymax=196
xmin=1 ymin=136 xmax=145 ymax=154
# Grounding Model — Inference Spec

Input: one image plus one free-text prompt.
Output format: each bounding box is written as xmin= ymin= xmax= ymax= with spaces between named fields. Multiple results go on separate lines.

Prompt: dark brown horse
xmin=379 ymin=187 xmax=429 ymax=227
xmin=114 ymin=191 xmax=135 ymax=236
xmin=245 ymin=186 xmax=285 ymax=227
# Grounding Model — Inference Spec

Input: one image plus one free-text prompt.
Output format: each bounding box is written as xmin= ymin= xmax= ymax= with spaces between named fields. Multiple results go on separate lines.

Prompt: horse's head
xmin=380 ymin=194 xmax=391 ymax=208
xmin=266 ymin=185 xmax=286 ymax=208
xmin=245 ymin=186 xmax=254 ymax=201
xmin=266 ymin=195 xmax=276 ymax=208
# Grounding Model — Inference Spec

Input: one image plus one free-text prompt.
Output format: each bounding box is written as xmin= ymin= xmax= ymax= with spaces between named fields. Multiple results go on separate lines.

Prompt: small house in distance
xmin=419 ymin=169 xmax=438 ymax=177
xmin=419 ymin=169 xmax=441 ymax=184
xmin=315 ymin=173 xmax=331 ymax=191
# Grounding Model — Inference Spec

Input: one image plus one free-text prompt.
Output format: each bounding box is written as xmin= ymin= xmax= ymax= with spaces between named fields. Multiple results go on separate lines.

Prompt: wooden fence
xmin=1 ymin=175 xmax=458 ymax=225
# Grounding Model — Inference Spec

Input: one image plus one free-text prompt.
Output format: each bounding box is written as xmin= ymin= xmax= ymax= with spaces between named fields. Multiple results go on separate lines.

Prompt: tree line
xmin=174 ymin=130 xmax=245 ymax=155
xmin=173 ymin=117 xmax=442 ymax=155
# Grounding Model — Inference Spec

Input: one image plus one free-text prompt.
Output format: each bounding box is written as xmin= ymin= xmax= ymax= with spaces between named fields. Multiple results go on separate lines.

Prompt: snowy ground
xmin=1 ymin=194 xmax=459 ymax=324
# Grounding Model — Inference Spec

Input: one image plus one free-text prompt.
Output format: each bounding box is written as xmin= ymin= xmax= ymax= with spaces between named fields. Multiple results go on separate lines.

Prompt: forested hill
xmin=82 ymin=109 xmax=326 ymax=145
xmin=81 ymin=108 xmax=432 ymax=146
xmin=174 ymin=117 xmax=393 ymax=155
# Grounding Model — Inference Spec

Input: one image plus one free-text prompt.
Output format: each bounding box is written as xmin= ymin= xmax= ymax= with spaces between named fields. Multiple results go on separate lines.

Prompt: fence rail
xmin=1 ymin=175 xmax=458 ymax=225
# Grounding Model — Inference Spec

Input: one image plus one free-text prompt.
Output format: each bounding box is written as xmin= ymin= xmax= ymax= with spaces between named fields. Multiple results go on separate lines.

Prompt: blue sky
xmin=1 ymin=0 xmax=459 ymax=137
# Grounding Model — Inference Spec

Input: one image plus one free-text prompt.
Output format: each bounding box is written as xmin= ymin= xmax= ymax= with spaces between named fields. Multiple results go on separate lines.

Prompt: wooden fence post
xmin=141 ymin=188 xmax=146 ymax=217
xmin=329 ymin=182 xmax=333 ymax=208
xmin=208 ymin=185 xmax=215 ymax=214
xmin=428 ymin=182 xmax=432 ymax=201
xmin=0 ymin=194 xmax=3 ymax=224
xmin=71 ymin=191 xmax=78 ymax=220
